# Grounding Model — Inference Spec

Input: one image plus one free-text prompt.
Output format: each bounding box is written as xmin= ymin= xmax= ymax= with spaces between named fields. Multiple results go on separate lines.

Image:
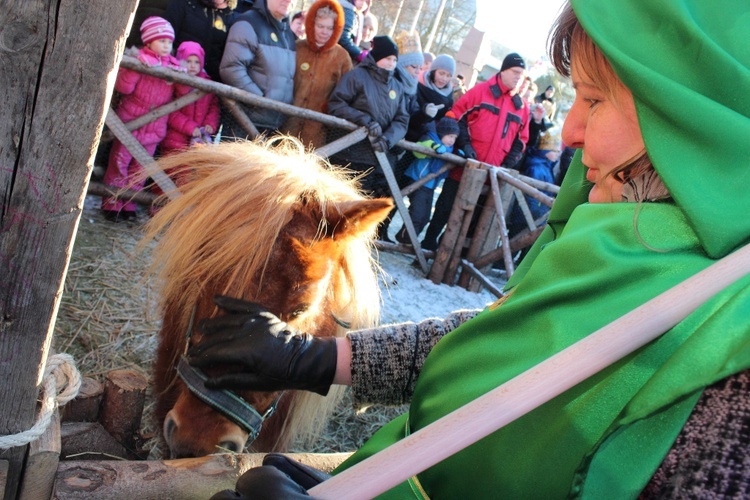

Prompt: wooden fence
xmin=100 ymin=55 xmax=559 ymax=293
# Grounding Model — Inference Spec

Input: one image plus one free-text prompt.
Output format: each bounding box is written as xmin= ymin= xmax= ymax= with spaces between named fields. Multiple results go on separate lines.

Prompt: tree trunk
xmin=0 ymin=1 xmax=138 ymax=498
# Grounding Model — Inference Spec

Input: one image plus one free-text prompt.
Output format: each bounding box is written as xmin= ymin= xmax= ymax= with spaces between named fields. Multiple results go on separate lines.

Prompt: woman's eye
xmin=585 ymin=98 xmax=601 ymax=108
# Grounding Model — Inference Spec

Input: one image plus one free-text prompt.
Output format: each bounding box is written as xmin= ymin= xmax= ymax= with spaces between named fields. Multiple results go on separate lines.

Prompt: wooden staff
xmin=489 ymin=168 xmax=515 ymax=277
xmin=308 ymin=242 xmax=750 ymax=499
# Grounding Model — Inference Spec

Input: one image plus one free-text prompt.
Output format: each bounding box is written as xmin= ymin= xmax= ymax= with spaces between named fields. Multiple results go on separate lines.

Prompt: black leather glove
xmin=462 ymin=143 xmax=477 ymax=160
xmin=209 ymin=454 xmax=330 ymax=500
xmin=209 ymin=466 xmax=310 ymax=500
xmin=263 ymin=453 xmax=331 ymax=490
xmin=367 ymin=121 xmax=382 ymax=137
xmin=188 ymin=296 xmax=338 ymax=396
xmin=501 ymin=138 xmax=525 ymax=170
xmin=370 ymin=136 xmax=390 ymax=153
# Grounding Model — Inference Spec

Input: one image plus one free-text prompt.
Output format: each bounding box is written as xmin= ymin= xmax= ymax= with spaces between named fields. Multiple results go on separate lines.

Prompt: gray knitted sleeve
xmin=347 ymin=309 xmax=481 ymax=407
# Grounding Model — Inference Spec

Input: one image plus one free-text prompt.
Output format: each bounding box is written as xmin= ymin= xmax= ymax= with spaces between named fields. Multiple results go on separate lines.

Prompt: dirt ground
xmin=53 ymin=195 xmax=406 ymax=459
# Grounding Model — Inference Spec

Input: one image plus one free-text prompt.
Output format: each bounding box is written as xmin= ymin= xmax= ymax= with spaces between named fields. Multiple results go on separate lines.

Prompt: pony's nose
xmin=217 ymin=439 xmax=244 ymax=453
xmin=163 ymin=411 xmax=179 ymax=449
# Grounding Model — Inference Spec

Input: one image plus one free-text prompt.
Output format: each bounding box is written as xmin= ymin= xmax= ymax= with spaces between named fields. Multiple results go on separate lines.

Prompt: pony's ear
xmin=325 ymin=198 xmax=393 ymax=240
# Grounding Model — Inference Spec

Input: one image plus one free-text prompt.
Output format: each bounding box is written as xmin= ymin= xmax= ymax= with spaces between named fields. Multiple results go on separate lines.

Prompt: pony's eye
xmin=290 ymin=304 xmax=310 ymax=318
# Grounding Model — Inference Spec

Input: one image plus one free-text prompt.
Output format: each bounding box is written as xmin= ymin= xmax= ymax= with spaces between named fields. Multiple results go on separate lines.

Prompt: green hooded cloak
xmin=337 ymin=0 xmax=750 ymax=497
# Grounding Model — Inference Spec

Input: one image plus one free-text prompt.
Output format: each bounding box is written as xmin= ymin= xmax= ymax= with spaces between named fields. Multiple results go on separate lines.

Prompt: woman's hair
xmin=316 ymin=6 xmax=337 ymax=21
xmin=547 ymin=2 xmax=654 ymax=189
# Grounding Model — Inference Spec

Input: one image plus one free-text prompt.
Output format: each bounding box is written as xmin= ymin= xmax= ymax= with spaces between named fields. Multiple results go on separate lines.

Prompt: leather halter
xmin=176 ymin=305 xmax=282 ymax=443
xmin=176 ymin=357 xmax=281 ymax=441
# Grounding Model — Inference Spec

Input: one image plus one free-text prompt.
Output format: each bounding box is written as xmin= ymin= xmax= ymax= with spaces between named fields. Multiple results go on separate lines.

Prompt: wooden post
xmin=99 ymin=369 xmax=148 ymax=453
xmin=428 ymin=161 xmax=486 ymax=285
xmin=457 ymin=191 xmax=495 ymax=289
xmin=0 ymin=1 xmax=137 ymax=498
xmin=18 ymin=410 xmax=60 ymax=500
xmin=60 ymin=377 xmax=104 ymax=423
xmin=488 ymin=169 xmax=515 ymax=277
xmin=374 ymin=151 xmax=430 ymax=273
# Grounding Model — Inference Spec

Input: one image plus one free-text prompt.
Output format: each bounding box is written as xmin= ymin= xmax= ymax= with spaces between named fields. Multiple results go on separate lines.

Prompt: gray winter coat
xmin=219 ymin=0 xmax=295 ymax=130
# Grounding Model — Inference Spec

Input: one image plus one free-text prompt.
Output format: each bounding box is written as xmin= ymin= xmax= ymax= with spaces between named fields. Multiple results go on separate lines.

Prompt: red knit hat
xmin=140 ymin=16 xmax=175 ymax=45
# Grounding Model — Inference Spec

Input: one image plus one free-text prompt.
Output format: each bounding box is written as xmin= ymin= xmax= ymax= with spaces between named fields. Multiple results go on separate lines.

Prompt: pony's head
xmin=144 ymin=139 xmax=392 ymax=458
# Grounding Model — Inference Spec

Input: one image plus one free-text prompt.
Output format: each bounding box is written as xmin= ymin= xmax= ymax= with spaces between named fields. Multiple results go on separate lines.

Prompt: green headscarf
xmin=518 ymin=0 xmax=750 ymax=268
xmin=337 ymin=1 xmax=750 ymax=497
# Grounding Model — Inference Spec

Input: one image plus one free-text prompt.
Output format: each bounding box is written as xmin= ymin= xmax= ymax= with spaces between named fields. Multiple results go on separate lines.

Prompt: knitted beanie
xmin=141 ymin=16 xmax=175 ymax=45
xmin=430 ymin=54 xmax=456 ymax=76
xmin=500 ymin=52 xmax=525 ymax=72
xmin=436 ymin=117 xmax=460 ymax=138
xmin=394 ymin=30 xmax=424 ymax=67
xmin=176 ymin=41 xmax=205 ymax=69
xmin=370 ymin=35 xmax=399 ymax=62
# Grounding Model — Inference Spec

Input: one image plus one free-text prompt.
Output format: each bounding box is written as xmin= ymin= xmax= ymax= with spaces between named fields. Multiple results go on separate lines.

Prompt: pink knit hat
xmin=140 ymin=16 xmax=175 ymax=45
xmin=176 ymin=41 xmax=205 ymax=69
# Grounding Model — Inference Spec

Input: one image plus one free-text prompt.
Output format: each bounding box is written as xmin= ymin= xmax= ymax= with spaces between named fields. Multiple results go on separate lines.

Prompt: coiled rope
xmin=0 ymin=353 xmax=81 ymax=449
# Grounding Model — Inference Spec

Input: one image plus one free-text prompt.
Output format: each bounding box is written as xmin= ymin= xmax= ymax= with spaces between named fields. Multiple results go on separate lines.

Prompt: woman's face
xmin=291 ymin=18 xmax=305 ymax=39
xmin=354 ymin=0 xmax=366 ymax=10
xmin=433 ymin=69 xmax=452 ymax=89
xmin=313 ymin=16 xmax=334 ymax=46
xmin=362 ymin=23 xmax=375 ymax=42
xmin=562 ymin=58 xmax=645 ymax=203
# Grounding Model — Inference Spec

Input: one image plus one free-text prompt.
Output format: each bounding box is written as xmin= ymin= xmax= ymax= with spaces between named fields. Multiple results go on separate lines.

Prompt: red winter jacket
xmin=114 ymin=47 xmax=182 ymax=147
xmin=446 ymin=73 xmax=530 ymax=181
xmin=162 ymin=70 xmax=220 ymax=151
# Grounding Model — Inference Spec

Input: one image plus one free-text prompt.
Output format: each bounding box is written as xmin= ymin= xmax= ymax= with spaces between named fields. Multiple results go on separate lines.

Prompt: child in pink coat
xmin=154 ymin=41 xmax=220 ymax=196
xmin=101 ymin=16 xmax=182 ymax=222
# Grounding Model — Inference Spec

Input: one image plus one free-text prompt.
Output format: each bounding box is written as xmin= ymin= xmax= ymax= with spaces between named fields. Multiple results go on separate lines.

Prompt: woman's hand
xmin=188 ymin=296 xmax=338 ymax=396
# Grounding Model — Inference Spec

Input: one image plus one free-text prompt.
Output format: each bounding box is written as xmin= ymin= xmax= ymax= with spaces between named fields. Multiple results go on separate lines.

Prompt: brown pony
xmin=143 ymin=139 xmax=392 ymax=458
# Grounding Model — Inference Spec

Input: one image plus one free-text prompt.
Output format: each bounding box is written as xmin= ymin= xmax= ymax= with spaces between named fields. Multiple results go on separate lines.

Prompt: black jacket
xmin=166 ymin=0 xmax=234 ymax=82
xmin=327 ymin=55 xmax=410 ymax=163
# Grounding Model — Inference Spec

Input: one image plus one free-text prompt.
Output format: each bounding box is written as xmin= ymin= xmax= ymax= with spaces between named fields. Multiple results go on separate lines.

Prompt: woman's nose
xmin=561 ymin=102 xmax=585 ymax=149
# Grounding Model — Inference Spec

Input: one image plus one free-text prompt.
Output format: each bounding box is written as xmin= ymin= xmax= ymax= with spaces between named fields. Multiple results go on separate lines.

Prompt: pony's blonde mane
xmin=142 ymin=138 xmax=382 ymax=450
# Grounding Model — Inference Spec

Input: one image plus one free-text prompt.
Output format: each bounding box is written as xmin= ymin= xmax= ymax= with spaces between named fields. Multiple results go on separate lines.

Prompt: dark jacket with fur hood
xmin=282 ymin=0 xmax=352 ymax=149
xmin=219 ymin=0 xmax=296 ymax=130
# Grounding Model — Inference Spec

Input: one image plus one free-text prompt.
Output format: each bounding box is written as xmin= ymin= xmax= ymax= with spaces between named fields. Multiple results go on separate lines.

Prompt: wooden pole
xmin=101 ymin=90 xmax=206 ymax=142
xmin=55 ymin=453 xmax=351 ymax=499
xmin=489 ymin=169 xmax=515 ymax=277
xmin=472 ymin=221 xmax=547 ymax=270
xmin=374 ymin=151 xmax=430 ymax=273
xmin=0 ymin=1 xmax=137 ymax=497
xmin=86 ymin=181 xmax=162 ymax=207
xmin=105 ymin=110 xmax=179 ymax=199
xmin=220 ymin=97 xmax=260 ymax=139
xmin=314 ymin=127 xmax=369 ymax=160
xmin=308 ymin=241 xmax=750 ymax=499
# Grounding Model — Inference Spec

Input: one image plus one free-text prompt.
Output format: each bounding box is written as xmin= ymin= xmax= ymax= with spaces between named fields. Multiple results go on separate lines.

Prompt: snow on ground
xmin=374 ymin=249 xmax=504 ymax=326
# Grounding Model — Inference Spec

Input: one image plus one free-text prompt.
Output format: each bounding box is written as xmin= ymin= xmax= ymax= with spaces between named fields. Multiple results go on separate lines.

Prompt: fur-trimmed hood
xmin=305 ymin=0 xmax=346 ymax=53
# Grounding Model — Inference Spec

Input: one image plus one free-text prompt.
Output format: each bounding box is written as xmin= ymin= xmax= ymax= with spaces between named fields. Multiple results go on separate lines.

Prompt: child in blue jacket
xmin=395 ymin=117 xmax=460 ymax=244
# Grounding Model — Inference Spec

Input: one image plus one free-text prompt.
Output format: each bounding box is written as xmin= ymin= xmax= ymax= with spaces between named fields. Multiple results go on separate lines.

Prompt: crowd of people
xmin=103 ymin=0 xmax=567 ymax=255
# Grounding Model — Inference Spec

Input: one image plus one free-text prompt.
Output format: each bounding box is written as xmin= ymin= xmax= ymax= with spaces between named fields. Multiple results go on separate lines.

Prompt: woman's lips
xmin=585 ymin=168 xmax=597 ymax=183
